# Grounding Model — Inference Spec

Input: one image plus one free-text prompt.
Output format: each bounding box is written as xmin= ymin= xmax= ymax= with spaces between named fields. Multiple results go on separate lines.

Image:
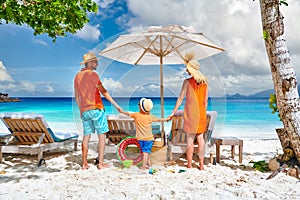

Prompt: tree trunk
xmin=259 ymin=0 xmax=300 ymax=163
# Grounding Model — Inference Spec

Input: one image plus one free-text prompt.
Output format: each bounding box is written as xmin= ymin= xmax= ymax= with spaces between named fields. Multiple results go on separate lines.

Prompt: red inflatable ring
xmin=117 ymin=137 xmax=143 ymax=166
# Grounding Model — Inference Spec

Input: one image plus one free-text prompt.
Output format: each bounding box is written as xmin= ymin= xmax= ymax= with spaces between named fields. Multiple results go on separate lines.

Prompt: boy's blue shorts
xmin=81 ymin=109 xmax=109 ymax=135
xmin=138 ymin=140 xmax=154 ymax=153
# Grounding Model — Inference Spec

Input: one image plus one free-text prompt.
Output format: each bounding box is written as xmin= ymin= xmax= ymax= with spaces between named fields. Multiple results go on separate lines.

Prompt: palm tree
xmin=259 ymin=0 xmax=300 ymax=163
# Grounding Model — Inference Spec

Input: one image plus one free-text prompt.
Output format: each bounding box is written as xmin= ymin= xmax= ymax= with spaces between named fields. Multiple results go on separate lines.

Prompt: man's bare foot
xmin=82 ymin=164 xmax=90 ymax=170
xmin=187 ymin=164 xmax=192 ymax=168
xmin=97 ymin=162 xmax=109 ymax=170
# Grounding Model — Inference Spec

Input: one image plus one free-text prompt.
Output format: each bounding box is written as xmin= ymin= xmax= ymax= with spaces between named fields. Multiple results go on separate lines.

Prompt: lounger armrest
xmin=31 ymin=133 xmax=45 ymax=148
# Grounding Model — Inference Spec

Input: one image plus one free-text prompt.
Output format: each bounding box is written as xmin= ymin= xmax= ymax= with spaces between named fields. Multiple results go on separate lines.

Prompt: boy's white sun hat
xmin=139 ymin=98 xmax=153 ymax=113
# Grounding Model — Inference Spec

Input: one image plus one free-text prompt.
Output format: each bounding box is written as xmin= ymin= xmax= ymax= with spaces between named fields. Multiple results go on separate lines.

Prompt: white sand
xmin=0 ymin=139 xmax=299 ymax=200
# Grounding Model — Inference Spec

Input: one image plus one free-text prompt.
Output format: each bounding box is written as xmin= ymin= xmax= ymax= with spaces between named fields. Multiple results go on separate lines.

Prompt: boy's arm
xmin=152 ymin=116 xmax=171 ymax=122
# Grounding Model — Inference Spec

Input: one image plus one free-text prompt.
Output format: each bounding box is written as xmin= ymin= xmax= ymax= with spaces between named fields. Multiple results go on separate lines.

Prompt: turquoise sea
xmin=0 ymin=97 xmax=282 ymax=139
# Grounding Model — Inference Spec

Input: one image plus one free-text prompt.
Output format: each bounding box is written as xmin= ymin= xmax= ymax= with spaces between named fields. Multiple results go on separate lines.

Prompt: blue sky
xmin=1 ymin=0 xmax=300 ymax=97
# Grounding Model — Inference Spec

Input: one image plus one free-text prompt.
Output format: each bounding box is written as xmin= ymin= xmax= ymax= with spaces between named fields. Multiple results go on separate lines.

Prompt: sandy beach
xmin=0 ymin=138 xmax=299 ymax=200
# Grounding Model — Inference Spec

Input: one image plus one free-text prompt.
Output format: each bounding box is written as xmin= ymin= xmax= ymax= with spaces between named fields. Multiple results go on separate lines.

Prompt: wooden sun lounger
xmin=167 ymin=110 xmax=217 ymax=161
xmin=0 ymin=113 xmax=79 ymax=165
xmin=105 ymin=115 xmax=163 ymax=153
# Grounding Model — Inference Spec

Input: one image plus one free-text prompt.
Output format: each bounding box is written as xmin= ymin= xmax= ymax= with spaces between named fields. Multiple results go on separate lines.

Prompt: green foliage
xmin=280 ymin=0 xmax=288 ymax=6
xmin=269 ymin=93 xmax=281 ymax=120
xmin=249 ymin=160 xmax=270 ymax=172
xmin=0 ymin=0 xmax=98 ymax=41
xmin=263 ymin=30 xmax=270 ymax=40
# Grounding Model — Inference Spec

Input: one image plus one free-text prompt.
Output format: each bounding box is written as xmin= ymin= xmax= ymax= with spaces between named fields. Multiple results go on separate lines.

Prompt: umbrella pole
xmin=160 ymin=56 xmax=165 ymax=145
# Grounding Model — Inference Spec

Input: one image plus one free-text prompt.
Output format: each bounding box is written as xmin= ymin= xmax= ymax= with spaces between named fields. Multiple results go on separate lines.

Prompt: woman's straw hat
xmin=139 ymin=98 xmax=153 ymax=113
xmin=185 ymin=52 xmax=207 ymax=83
xmin=80 ymin=52 xmax=99 ymax=65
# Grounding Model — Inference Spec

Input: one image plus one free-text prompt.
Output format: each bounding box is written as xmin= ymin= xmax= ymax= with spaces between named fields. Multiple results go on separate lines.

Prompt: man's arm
xmin=96 ymin=83 xmax=123 ymax=113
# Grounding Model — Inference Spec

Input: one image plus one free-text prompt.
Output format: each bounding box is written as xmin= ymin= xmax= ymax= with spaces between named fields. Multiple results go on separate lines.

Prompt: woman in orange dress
xmin=169 ymin=52 xmax=208 ymax=170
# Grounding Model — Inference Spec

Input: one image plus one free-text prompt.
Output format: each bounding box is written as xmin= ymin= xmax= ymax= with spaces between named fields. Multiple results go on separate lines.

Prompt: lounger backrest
xmin=1 ymin=116 xmax=54 ymax=144
xmin=170 ymin=110 xmax=217 ymax=145
xmin=106 ymin=115 xmax=163 ymax=145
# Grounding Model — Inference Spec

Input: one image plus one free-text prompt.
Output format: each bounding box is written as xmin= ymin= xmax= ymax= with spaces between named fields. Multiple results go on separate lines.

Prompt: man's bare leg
xmin=186 ymin=133 xmax=195 ymax=168
xmin=196 ymin=133 xmax=205 ymax=170
xmin=97 ymin=133 xmax=108 ymax=169
xmin=82 ymin=134 xmax=91 ymax=170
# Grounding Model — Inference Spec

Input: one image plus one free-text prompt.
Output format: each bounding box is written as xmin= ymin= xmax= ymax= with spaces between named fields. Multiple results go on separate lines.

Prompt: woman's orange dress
xmin=183 ymin=78 xmax=207 ymax=134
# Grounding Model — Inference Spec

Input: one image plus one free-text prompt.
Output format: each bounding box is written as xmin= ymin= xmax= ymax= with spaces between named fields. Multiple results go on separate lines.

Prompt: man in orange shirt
xmin=74 ymin=52 xmax=122 ymax=170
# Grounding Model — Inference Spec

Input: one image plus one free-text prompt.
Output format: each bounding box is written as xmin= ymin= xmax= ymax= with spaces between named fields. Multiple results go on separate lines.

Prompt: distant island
xmin=226 ymin=87 xmax=300 ymax=99
xmin=0 ymin=93 xmax=21 ymax=103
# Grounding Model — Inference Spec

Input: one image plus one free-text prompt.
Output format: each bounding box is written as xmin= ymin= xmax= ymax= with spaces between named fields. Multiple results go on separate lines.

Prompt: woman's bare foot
xmin=187 ymin=164 xmax=193 ymax=168
xmin=82 ymin=164 xmax=90 ymax=170
xmin=198 ymin=165 xmax=204 ymax=170
xmin=97 ymin=162 xmax=109 ymax=170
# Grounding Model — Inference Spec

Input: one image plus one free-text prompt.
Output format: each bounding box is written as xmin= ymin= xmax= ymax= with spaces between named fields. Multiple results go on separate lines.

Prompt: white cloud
xmin=75 ymin=23 xmax=101 ymax=42
xmin=19 ymin=81 xmax=36 ymax=92
xmin=116 ymin=0 xmax=300 ymax=95
xmin=32 ymin=39 xmax=49 ymax=46
xmin=0 ymin=62 xmax=57 ymax=95
xmin=0 ymin=61 xmax=14 ymax=82
xmin=46 ymin=84 xmax=55 ymax=93
xmin=95 ymin=0 xmax=115 ymax=8
xmin=102 ymin=77 xmax=138 ymax=96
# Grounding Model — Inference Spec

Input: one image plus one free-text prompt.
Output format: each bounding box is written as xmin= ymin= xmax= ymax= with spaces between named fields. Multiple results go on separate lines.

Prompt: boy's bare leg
xmin=196 ymin=133 xmax=205 ymax=170
xmin=147 ymin=155 xmax=152 ymax=169
xmin=141 ymin=152 xmax=149 ymax=170
xmin=97 ymin=133 xmax=108 ymax=169
xmin=186 ymin=133 xmax=195 ymax=168
xmin=82 ymin=134 xmax=91 ymax=170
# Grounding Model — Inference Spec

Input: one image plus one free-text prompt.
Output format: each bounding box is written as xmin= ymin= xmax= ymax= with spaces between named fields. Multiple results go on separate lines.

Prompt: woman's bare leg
xmin=196 ymin=133 xmax=205 ymax=170
xmin=186 ymin=133 xmax=195 ymax=168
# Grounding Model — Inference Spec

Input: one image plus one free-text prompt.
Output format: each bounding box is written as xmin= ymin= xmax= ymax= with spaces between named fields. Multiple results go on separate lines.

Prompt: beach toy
xmin=117 ymin=137 xmax=143 ymax=166
xmin=122 ymin=160 xmax=133 ymax=168
xmin=166 ymin=169 xmax=186 ymax=173
xmin=149 ymin=168 xmax=157 ymax=174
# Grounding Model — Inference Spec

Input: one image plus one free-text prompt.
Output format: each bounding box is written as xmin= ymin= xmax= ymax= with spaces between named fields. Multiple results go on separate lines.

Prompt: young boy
xmin=120 ymin=98 xmax=170 ymax=170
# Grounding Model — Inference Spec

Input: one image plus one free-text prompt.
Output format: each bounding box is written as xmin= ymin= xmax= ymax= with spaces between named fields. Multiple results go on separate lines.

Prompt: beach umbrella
xmin=99 ymin=24 xmax=224 ymax=141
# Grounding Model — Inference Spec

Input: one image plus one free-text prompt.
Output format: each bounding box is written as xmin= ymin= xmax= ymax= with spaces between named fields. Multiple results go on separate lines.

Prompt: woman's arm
xmin=169 ymin=79 xmax=188 ymax=117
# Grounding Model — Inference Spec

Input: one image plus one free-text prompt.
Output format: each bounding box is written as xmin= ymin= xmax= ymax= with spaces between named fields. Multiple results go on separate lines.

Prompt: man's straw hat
xmin=80 ymin=52 xmax=99 ymax=65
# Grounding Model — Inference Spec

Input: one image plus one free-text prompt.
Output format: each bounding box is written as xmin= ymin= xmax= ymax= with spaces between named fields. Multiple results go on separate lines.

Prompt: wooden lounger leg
xmin=74 ymin=140 xmax=78 ymax=151
xmin=37 ymin=150 xmax=43 ymax=163
xmin=0 ymin=146 xmax=2 ymax=162
xmin=231 ymin=145 xmax=235 ymax=159
xmin=216 ymin=141 xmax=221 ymax=163
xmin=167 ymin=145 xmax=173 ymax=161
xmin=239 ymin=141 xmax=243 ymax=163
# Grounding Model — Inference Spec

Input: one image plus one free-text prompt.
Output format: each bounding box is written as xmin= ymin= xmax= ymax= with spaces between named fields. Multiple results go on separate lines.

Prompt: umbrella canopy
xmin=99 ymin=24 xmax=224 ymax=141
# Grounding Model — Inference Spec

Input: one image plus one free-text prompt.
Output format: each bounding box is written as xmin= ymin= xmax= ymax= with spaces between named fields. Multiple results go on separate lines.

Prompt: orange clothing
xmin=74 ymin=68 xmax=104 ymax=114
xmin=184 ymin=78 xmax=207 ymax=133
xmin=129 ymin=112 xmax=158 ymax=141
